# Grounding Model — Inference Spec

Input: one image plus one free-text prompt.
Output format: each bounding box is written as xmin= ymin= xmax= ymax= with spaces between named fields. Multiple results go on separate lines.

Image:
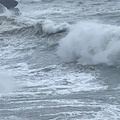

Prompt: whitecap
xmin=57 ymin=21 xmax=120 ymax=65
xmin=41 ymin=19 xmax=70 ymax=34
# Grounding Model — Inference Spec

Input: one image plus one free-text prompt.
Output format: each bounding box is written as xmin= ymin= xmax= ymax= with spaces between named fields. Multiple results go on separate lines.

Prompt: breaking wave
xmin=57 ymin=21 xmax=120 ymax=66
xmin=0 ymin=19 xmax=69 ymax=36
xmin=41 ymin=19 xmax=69 ymax=34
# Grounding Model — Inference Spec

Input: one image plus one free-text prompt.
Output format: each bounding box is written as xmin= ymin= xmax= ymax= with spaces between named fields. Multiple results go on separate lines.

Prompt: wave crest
xmin=41 ymin=19 xmax=70 ymax=34
xmin=57 ymin=21 xmax=120 ymax=65
xmin=0 ymin=19 xmax=69 ymax=36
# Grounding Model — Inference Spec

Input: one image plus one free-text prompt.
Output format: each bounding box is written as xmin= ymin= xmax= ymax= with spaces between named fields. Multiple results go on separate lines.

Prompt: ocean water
xmin=0 ymin=0 xmax=120 ymax=120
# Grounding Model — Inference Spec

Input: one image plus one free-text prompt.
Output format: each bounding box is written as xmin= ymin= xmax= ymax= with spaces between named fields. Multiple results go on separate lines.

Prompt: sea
xmin=0 ymin=0 xmax=120 ymax=120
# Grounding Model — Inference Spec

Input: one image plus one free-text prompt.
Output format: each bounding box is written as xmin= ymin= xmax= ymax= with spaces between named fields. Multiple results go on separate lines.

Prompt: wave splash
xmin=41 ymin=19 xmax=70 ymax=34
xmin=57 ymin=21 xmax=120 ymax=65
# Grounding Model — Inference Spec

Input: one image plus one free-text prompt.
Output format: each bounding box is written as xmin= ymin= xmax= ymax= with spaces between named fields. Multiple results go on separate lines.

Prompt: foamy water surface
xmin=0 ymin=0 xmax=120 ymax=120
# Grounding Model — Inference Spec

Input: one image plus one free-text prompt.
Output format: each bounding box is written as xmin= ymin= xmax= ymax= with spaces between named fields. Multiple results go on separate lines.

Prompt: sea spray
xmin=0 ymin=70 xmax=14 ymax=94
xmin=57 ymin=21 xmax=120 ymax=65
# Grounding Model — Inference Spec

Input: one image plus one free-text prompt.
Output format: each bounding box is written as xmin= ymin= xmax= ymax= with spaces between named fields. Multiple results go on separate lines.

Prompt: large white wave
xmin=57 ymin=21 xmax=120 ymax=65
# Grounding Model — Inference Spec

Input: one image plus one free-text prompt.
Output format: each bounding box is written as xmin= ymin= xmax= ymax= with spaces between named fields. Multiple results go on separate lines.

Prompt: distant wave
xmin=0 ymin=19 xmax=69 ymax=36
xmin=57 ymin=21 xmax=120 ymax=66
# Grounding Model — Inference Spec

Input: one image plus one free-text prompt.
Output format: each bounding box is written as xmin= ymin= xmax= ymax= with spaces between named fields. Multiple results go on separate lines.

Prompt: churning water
xmin=0 ymin=0 xmax=120 ymax=120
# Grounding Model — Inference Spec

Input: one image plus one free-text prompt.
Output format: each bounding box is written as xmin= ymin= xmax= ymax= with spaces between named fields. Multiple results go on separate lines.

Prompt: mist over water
xmin=0 ymin=0 xmax=120 ymax=120
xmin=0 ymin=70 xmax=14 ymax=95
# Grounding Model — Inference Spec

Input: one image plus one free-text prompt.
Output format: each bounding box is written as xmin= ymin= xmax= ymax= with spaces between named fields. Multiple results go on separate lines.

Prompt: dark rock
xmin=0 ymin=0 xmax=18 ymax=9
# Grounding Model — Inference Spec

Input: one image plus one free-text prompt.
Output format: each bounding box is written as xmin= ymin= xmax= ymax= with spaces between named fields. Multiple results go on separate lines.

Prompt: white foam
xmin=0 ymin=116 xmax=29 ymax=120
xmin=57 ymin=21 xmax=120 ymax=65
xmin=42 ymin=19 xmax=70 ymax=34
xmin=93 ymin=105 xmax=120 ymax=120
xmin=23 ymin=65 xmax=107 ymax=95
xmin=49 ymin=104 xmax=120 ymax=120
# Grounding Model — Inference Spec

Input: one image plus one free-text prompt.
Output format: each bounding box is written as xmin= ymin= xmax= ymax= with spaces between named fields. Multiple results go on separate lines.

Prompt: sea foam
xmin=57 ymin=21 xmax=120 ymax=65
xmin=42 ymin=19 xmax=70 ymax=34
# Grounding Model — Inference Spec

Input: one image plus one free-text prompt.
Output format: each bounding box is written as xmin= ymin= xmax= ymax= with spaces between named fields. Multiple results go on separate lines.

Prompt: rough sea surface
xmin=0 ymin=0 xmax=120 ymax=120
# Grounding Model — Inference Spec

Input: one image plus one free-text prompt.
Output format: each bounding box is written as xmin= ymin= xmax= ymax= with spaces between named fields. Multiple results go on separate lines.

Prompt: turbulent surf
xmin=0 ymin=0 xmax=120 ymax=120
